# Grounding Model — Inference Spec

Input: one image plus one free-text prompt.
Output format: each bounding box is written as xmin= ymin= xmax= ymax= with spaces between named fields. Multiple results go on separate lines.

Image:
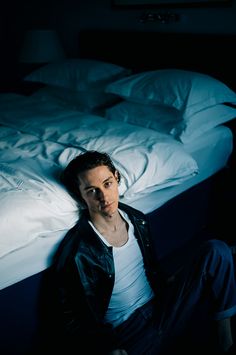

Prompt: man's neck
xmin=91 ymin=210 xmax=122 ymax=233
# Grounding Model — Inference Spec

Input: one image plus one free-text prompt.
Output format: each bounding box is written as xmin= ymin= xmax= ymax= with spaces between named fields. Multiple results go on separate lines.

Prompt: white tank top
xmin=89 ymin=210 xmax=154 ymax=327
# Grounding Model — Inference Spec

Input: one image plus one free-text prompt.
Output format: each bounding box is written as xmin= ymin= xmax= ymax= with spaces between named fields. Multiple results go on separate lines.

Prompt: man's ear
xmin=114 ymin=170 xmax=120 ymax=184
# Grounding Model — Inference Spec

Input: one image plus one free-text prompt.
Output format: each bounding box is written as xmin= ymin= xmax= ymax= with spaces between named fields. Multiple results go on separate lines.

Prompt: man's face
xmin=77 ymin=165 xmax=119 ymax=218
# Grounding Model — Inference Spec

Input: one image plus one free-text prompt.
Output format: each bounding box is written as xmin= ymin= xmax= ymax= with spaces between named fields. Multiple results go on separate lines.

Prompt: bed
xmin=0 ymin=31 xmax=236 ymax=354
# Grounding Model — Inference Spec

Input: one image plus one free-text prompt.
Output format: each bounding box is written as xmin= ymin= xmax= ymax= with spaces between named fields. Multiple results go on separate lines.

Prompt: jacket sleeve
xmin=53 ymin=249 xmax=118 ymax=354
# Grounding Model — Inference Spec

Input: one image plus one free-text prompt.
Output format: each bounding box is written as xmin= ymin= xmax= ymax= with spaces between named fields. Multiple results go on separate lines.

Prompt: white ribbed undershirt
xmin=89 ymin=210 xmax=154 ymax=327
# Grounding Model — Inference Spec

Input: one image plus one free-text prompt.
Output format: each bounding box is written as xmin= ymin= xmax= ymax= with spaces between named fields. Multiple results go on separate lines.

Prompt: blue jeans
xmin=114 ymin=239 xmax=236 ymax=354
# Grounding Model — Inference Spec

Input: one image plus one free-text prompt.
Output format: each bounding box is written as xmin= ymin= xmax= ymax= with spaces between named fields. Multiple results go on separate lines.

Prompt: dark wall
xmin=1 ymin=0 xmax=236 ymax=83
xmin=5 ymin=0 xmax=236 ymax=53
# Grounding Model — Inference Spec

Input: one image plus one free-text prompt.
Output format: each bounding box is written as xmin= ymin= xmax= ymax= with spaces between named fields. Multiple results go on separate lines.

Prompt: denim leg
xmin=152 ymin=239 xmax=236 ymax=353
xmin=113 ymin=240 xmax=236 ymax=354
xmin=114 ymin=299 xmax=162 ymax=355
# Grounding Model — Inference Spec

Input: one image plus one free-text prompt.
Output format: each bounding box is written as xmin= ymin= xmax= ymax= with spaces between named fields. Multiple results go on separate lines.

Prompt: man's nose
xmin=97 ymin=189 xmax=107 ymax=201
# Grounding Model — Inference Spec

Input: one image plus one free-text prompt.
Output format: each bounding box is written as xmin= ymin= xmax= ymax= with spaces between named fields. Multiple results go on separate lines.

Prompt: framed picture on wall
xmin=113 ymin=0 xmax=232 ymax=7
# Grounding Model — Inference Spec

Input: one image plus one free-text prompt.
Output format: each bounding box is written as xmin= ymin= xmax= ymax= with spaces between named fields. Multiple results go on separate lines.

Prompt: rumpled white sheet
xmin=0 ymin=94 xmax=198 ymax=199
xmin=0 ymin=94 xmax=198 ymax=257
xmin=0 ymin=128 xmax=78 ymax=258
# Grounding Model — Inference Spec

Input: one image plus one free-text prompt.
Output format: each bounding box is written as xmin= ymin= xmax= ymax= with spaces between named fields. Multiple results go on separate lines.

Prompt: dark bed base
xmin=148 ymin=168 xmax=233 ymax=274
xmin=0 ymin=168 xmax=231 ymax=355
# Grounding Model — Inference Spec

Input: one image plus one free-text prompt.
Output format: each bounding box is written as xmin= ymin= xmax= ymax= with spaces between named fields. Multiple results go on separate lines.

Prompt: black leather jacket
xmin=53 ymin=202 xmax=163 ymax=353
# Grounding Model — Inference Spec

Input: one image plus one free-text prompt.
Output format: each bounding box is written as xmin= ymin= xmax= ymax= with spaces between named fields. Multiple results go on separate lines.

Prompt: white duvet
xmin=0 ymin=128 xmax=78 ymax=258
xmin=0 ymin=94 xmax=198 ymax=257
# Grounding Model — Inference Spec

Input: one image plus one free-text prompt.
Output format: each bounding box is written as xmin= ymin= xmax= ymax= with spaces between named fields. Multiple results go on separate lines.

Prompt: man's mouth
xmin=101 ymin=202 xmax=113 ymax=209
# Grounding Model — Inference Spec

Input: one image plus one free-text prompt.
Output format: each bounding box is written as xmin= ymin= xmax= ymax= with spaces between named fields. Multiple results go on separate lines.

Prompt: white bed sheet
xmin=0 ymin=93 xmax=198 ymax=199
xmin=0 ymin=124 xmax=232 ymax=290
xmin=125 ymin=125 xmax=233 ymax=212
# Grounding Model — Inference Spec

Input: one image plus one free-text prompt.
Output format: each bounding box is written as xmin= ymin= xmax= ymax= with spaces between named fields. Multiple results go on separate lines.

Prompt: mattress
xmin=126 ymin=125 xmax=233 ymax=213
xmin=0 ymin=124 xmax=232 ymax=290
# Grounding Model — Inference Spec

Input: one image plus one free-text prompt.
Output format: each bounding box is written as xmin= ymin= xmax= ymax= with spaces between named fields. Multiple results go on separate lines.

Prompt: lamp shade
xmin=19 ymin=30 xmax=65 ymax=63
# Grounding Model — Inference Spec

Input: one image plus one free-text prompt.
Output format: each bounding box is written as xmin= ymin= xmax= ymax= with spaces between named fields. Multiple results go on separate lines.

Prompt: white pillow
xmin=55 ymin=118 xmax=199 ymax=200
xmin=106 ymin=69 xmax=236 ymax=118
xmin=24 ymin=58 xmax=131 ymax=91
xmin=32 ymin=85 xmax=121 ymax=112
xmin=59 ymin=143 xmax=198 ymax=200
xmin=180 ymin=104 xmax=236 ymax=143
xmin=105 ymin=100 xmax=236 ymax=143
xmin=105 ymin=101 xmax=185 ymax=138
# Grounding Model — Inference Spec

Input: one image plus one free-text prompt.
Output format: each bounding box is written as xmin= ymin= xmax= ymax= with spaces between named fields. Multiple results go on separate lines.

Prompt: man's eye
xmin=105 ymin=181 xmax=112 ymax=188
xmin=87 ymin=188 xmax=96 ymax=195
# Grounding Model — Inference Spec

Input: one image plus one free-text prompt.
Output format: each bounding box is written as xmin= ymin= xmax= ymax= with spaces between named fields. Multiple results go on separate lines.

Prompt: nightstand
xmin=0 ymin=60 xmax=46 ymax=96
xmin=0 ymin=80 xmax=44 ymax=96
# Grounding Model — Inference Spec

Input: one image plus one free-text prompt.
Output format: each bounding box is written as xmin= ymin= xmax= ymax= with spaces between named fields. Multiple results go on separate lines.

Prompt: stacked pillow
xmin=105 ymin=102 xmax=185 ymax=139
xmin=105 ymin=69 xmax=236 ymax=143
xmin=24 ymin=58 xmax=131 ymax=112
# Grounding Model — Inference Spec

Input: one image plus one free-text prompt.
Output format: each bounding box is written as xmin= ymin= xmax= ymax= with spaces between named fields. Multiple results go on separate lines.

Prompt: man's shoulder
xmin=119 ymin=202 xmax=146 ymax=219
xmin=53 ymin=213 xmax=90 ymax=267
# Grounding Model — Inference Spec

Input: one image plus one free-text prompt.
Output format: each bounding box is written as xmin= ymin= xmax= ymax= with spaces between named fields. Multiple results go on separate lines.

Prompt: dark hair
xmin=61 ymin=150 xmax=121 ymax=204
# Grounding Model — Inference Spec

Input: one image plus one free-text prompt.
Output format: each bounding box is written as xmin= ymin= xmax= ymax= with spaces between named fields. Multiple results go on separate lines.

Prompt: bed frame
xmin=1 ymin=31 xmax=236 ymax=354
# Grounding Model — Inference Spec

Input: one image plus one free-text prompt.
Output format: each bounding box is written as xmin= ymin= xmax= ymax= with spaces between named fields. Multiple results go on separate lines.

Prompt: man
xmin=53 ymin=150 xmax=236 ymax=354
